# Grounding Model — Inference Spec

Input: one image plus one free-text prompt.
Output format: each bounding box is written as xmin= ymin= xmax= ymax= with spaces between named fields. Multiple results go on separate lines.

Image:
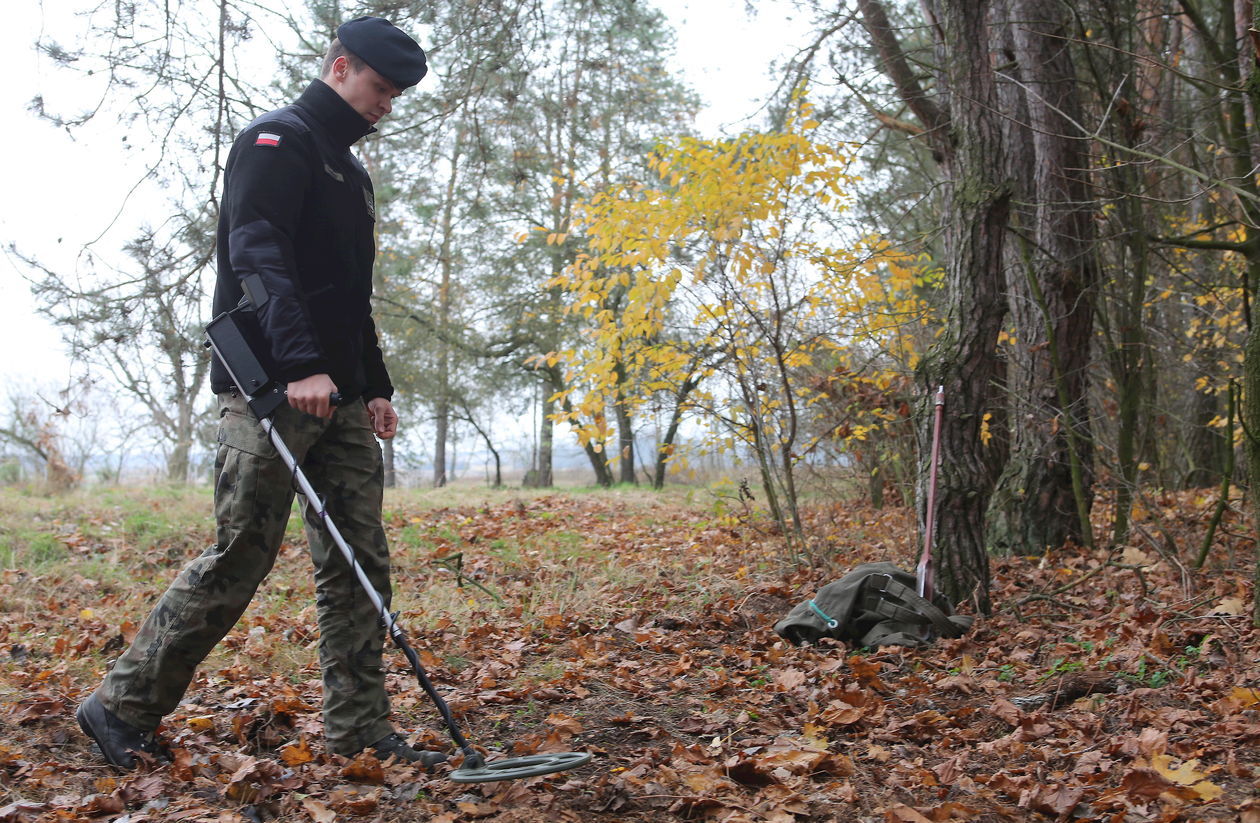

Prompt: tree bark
xmin=1246 ymin=0 xmax=1260 ymax=629
xmin=858 ymin=0 xmax=1008 ymax=609
xmin=613 ymin=360 xmax=637 ymax=485
xmin=652 ymin=374 xmax=700 ymax=490
xmin=917 ymin=0 xmax=1011 ymax=613
xmin=538 ymin=389 xmax=555 ymax=487
xmin=987 ymin=0 xmax=1096 ymax=554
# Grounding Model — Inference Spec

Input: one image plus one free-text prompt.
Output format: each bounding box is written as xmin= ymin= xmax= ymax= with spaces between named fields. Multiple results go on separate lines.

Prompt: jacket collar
xmin=295 ymin=79 xmax=376 ymax=149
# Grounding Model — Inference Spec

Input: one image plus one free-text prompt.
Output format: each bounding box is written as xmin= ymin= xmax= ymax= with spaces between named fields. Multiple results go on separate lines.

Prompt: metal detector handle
xmin=282 ymin=388 xmax=344 ymax=407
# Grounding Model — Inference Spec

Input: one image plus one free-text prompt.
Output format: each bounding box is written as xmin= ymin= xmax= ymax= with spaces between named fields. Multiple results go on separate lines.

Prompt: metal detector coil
xmin=451 ymin=751 xmax=593 ymax=783
xmin=205 ymin=305 xmax=591 ymax=783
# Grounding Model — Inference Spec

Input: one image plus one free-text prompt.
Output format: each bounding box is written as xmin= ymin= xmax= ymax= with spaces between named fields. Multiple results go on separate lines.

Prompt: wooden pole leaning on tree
xmin=917 ymin=386 xmax=945 ymax=607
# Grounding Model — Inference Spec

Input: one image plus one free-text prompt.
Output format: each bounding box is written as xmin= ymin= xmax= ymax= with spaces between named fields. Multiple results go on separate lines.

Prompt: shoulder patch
xmin=255 ymin=132 xmax=282 ymax=148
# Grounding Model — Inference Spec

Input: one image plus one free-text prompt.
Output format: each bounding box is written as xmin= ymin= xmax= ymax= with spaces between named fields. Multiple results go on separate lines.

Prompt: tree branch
xmin=854 ymin=0 xmax=947 ymax=144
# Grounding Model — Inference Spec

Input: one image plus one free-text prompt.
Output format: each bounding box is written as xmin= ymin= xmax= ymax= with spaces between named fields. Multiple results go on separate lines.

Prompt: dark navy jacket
xmin=209 ymin=79 xmax=393 ymax=402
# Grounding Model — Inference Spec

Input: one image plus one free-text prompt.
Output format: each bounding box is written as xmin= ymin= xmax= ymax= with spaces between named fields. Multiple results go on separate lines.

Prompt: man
xmin=76 ymin=17 xmax=446 ymax=770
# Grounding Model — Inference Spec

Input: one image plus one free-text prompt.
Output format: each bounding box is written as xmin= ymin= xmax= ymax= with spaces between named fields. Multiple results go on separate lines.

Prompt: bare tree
xmin=18 ymin=0 xmax=282 ymax=482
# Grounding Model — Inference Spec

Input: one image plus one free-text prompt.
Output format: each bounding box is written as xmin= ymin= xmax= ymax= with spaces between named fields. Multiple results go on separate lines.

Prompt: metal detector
xmin=205 ymin=301 xmax=592 ymax=783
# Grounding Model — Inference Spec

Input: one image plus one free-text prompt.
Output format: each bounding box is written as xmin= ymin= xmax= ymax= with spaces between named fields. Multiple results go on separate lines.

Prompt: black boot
xmin=76 ymin=693 xmax=165 ymax=769
xmin=367 ymin=733 xmax=448 ymax=768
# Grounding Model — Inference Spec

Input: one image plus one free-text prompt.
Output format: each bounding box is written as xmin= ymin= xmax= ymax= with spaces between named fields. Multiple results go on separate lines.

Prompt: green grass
xmin=0 ymin=481 xmax=777 ymax=682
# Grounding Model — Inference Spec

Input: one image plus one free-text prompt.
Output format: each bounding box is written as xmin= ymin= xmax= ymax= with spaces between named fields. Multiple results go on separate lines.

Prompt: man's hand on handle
xmin=287 ymin=375 xmax=396 ymax=437
xmin=367 ymin=397 xmax=398 ymax=440
xmin=288 ymin=373 xmax=338 ymax=419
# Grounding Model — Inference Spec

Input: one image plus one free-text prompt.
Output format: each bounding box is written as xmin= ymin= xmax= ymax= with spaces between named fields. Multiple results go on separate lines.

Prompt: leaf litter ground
xmin=1 ymin=486 xmax=1259 ymax=822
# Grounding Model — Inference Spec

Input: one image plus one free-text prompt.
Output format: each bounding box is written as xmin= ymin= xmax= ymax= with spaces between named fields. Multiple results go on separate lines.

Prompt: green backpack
xmin=774 ymin=561 xmax=973 ymax=648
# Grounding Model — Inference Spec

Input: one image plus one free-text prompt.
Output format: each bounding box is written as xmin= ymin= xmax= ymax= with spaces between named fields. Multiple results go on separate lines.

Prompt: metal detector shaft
xmin=258 ymin=417 xmax=481 ymax=766
xmin=206 ymin=331 xmax=484 ymax=769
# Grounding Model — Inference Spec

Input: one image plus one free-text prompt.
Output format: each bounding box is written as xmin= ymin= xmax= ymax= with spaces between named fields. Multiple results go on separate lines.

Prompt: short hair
xmin=320 ymin=38 xmax=367 ymax=78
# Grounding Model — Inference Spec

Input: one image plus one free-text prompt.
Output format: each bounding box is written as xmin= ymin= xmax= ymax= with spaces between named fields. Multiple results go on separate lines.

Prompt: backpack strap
xmin=860 ymin=623 xmax=932 ymax=648
xmin=805 ymin=599 xmax=840 ymax=629
xmin=858 ymin=573 xmax=973 ymax=641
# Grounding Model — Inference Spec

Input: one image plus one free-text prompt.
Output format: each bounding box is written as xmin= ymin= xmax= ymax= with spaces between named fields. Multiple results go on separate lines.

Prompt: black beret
xmin=336 ymin=16 xmax=427 ymax=89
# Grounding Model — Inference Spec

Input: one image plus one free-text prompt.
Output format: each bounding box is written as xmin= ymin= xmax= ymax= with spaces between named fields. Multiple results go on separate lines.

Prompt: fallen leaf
xmin=301 ymin=798 xmax=336 ymax=823
xmin=340 ymin=753 xmax=385 ymax=783
xmin=1228 ymin=686 xmax=1260 ymax=709
xmin=1025 ymin=784 xmax=1085 ymax=815
xmin=1146 ymin=754 xmax=1222 ymax=801
xmin=1208 ymin=597 xmax=1246 ymax=616
xmin=773 ymin=668 xmax=807 ymax=689
xmin=1120 ymin=547 xmax=1154 ymax=568
xmin=187 ymin=715 xmax=215 ymax=732
xmin=279 ymin=737 xmax=314 ymax=766
xmin=545 ymin=712 xmax=584 ymax=735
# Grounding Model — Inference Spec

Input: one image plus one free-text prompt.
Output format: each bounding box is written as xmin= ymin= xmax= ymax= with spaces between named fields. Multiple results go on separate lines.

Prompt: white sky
xmin=0 ymin=0 xmax=812 ymax=394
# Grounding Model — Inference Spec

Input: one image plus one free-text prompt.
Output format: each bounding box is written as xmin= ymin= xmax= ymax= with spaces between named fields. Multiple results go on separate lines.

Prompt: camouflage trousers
xmin=97 ymin=392 xmax=394 ymax=755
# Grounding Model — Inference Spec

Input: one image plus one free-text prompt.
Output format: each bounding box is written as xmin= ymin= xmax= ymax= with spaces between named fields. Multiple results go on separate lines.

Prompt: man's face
xmin=327 ymin=56 xmax=402 ymax=125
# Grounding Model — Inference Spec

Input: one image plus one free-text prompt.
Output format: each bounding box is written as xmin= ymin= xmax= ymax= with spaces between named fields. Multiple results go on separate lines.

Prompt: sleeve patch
xmin=255 ymin=132 xmax=282 ymax=147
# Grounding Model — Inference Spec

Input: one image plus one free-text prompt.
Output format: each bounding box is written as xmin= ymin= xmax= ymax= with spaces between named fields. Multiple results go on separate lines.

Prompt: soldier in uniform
xmin=76 ymin=16 xmax=447 ymax=770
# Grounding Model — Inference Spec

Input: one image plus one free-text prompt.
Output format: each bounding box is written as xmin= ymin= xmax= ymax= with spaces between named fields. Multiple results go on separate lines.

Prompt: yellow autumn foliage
xmin=541 ymin=92 xmax=936 ymax=464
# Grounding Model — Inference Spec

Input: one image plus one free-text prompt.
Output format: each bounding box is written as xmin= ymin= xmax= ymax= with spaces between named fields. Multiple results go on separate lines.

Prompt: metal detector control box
xmin=205 ymin=307 xmax=287 ymax=419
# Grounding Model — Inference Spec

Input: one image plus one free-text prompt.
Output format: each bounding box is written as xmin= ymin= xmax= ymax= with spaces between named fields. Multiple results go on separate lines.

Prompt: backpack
xmin=773 ymin=561 xmax=973 ymax=648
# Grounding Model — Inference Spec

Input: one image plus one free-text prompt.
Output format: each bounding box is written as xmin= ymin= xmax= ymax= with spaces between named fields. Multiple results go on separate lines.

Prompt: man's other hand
xmin=367 ymin=397 xmax=398 ymax=440
xmin=288 ymin=373 xmax=338 ymax=419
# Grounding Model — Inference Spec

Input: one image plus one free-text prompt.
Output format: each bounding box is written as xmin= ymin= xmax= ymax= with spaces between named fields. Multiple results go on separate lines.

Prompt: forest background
xmin=4 ymin=1 xmax=1260 ymax=820
xmin=4 ymin=0 xmax=1260 ymax=605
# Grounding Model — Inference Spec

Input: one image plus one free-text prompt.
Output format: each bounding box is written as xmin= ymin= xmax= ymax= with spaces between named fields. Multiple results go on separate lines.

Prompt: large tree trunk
xmin=1247 ymin=3 xmax=1260 ymax=629
xmin=1183 ymin=388 xmax=1224 ymax=488
xmin=987 ymin=0 xmax=1096 ymax=554
xmin=1247 ymin=318 xmax=1260 ymax=627
xmin=555 ymin=383 xmax=614 ymax=487
xmin=167 ymin=388 xmax=194 ymax=483
xmin=918 ymin=0 xmax=1012 ymax=614
xmin=858 ymin=0 xmax=1006 ymax=610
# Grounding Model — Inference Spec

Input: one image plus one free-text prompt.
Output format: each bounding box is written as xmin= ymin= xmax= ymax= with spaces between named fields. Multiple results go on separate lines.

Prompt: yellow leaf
xmin=187 ymin=715 xmax=215 ymax=732
xmin=1228 ymin=686 xmax=1260 ymax=708
xmin=1147 ymin=754 xmax=1223 ymax=801
xmin=801 ymin=722 xmax=830 ymax=750
xmin=979 ymin=413 xmax=993 ymax=446
xmin=80 ymin=608 xmax=95 ymax=620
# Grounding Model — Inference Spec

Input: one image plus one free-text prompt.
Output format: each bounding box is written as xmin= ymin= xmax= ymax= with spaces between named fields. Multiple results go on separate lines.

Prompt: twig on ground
xmin=1010 ymin=551 xmax=1121 ymax=609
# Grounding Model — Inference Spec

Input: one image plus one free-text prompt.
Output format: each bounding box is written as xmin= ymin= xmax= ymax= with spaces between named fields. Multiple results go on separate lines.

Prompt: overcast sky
xmin=0 ymin=1 xmax=813 ymax=394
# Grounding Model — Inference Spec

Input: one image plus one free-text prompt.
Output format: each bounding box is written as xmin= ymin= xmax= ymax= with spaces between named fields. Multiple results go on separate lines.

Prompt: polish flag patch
xmin=255 ymin=131 xmax=282 ymax=147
